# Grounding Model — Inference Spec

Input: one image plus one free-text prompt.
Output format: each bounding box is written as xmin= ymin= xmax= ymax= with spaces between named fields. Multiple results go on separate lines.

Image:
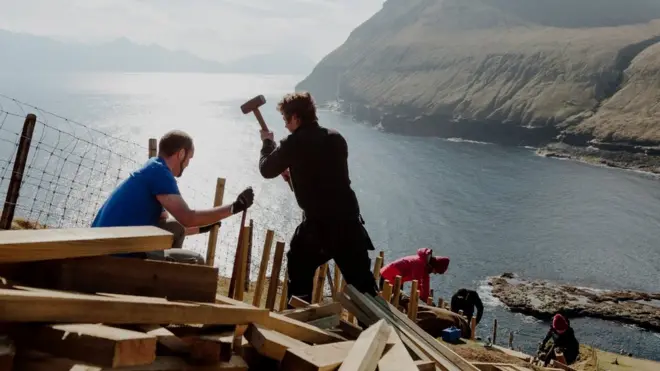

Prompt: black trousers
xmin=286 ymin=217 xmax=379 ymax=306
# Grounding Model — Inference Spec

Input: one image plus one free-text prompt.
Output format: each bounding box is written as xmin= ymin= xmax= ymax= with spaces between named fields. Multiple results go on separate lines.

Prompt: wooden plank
xmin=415 ymin=360 xmax=436 ymax=371
xmin=189 ymin=332 xmax=234 ymax=364
xmin=279 ymin=268 xmax=289 ymax=311
xmin=378 ymin=328 xmax=418 ymax=371
xmin=14 ymin=354 xmax=248 ymax=370
xmin=307 ymin=315 xmax=340 ymax=329
xmin=338 ymin=320 xmax=362 ymax=340
xmin=244 ymin=324 xmax=307 ymax=361
xmin=345 ymin=286 xmax=473 ymax=371
xmin=206 ymin=178 xmax=226 ymax=267
xmin=265 ymin=242 xmax=285 ymax=310
xmin=0 ymin=226 xmax=172 ymax=263
xmin=281 ymin=341 xmax=354 ymax=371
xmin=30 ymin=256 xmax=218 ymax=303
xmin=251 ymin=229 xmax=274 ymax=307
xmin=337 ymin=319 xmax=390 ymax=371
xmin=137 ymin=325 xmax=190 ymax=354
xmin=289 ymin=296 xmax=311 ymax=309
xmin=13 ymin=324 xmax=156 ymax=368
xmin=0 ymin=288 xmax=268 ymax=324
xmin=214 ymin=294 xmax=345 ymax=344
xmin=284 ymin=302 xmax=342 ymax=322
xmin=333 ymin=264 xmax=341 ymax=301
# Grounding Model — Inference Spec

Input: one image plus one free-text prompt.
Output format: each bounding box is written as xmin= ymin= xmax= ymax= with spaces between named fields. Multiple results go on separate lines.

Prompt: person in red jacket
xmin=379 ymin=248 xmax=450 ymax=303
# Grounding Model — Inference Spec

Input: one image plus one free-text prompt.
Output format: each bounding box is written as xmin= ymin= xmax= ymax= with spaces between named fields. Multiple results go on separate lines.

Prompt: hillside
xmin=297 ymin=0 xmax=660 ymax=148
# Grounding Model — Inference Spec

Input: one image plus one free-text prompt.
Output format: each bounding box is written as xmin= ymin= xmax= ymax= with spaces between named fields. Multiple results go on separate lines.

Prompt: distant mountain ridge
xmin=0 ymin=30 xmax=315 ymax=75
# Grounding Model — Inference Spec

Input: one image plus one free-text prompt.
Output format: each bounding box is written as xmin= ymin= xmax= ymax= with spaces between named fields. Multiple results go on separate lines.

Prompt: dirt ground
xmin=446 ymin=340 xmax=660 ymax=371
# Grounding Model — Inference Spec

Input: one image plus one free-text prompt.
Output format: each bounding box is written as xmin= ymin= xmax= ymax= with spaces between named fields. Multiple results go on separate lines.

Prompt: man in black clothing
xmin=450 ymin=288 xmax=484 ymax=325
xmin=258 ymin=91 xmax=379 ymax=306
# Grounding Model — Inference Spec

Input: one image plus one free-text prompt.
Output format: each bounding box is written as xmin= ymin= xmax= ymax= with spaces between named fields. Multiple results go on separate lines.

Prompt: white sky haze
xmin=0 ymin=0 xmax=384 ymax=63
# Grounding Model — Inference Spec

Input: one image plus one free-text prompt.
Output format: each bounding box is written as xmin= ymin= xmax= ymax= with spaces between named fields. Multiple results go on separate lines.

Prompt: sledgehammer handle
xmin=253 ymin=108 xmax=269 ymax=131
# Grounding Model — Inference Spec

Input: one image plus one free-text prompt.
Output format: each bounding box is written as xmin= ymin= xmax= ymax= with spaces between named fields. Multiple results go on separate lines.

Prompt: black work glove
xmin=199 ymin=221 xmax=221 ymax=234
xmin=231 ymin=187 xmax=254 ymax=214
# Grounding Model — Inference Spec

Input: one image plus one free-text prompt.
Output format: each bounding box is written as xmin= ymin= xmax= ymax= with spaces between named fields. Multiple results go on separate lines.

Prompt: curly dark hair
xmin=276 ymin=91 xmax=318 ymax=124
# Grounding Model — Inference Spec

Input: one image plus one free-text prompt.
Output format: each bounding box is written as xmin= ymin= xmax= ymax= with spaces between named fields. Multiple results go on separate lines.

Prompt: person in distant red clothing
xmin=379 ymin=248 xmax=450 ymax=303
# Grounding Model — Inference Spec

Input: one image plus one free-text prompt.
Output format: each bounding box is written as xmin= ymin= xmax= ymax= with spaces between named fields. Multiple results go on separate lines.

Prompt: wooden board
xmin=16 ymin=256 xmax=219 ymax=303
xmin=415 ymin=360 xmax=436 ymax=371
xmin=244 ymin=324 xmax=307 ymax=361
xmin=0 ymin=226 xmax=172 ymax=263
xmin=281 ymin=341 xmax=354 ymax=371
xmin=214 ymin=294 xmax=345 ymax=344
xmin=189 ymin=332 xmax=234 ymax=364
xmin=378 ymin=328 xmax=418 ymax=371
xmin=284 ymin=302 xmax=342 ymax=322
xmin=137 ymin=325 xmax=190 ymax=354
xmin=13 ymin=353 xmax=248 ymax=370
xmin=307 ymin=315 xmax=341 ymax=329
xmin=0 ymin=288 xmax=268 ymax=324
xmin=14 ymin=324 xmax=156 ymax=368
xmin=338 ymin=319 xmax=390 ymax=371
xmin=265 ymin=241 xmax=285 ymax=310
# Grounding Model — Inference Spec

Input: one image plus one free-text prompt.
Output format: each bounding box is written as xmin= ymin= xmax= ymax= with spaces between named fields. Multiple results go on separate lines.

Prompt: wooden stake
xmin=0 ymin=114 xmax=36 ymax=230
xmin=228 ymin=210 xmax=247 ymax=297
xmin=381 ymin=281 xmax=393 ymax=302
xmin=265 ymin=241 xmax=285 ymax=311
xmin=252 ymin=229 xmax=274 ymax=307
xmin=391 ymin=275 xmax=402 ymax=306
xmin=333 ymin=264 xmax=341 ymax=301
xmin=234 ymin=226 xmax=250 ymax=301
xmin=508 ymin=331 xmax=514 ymax=349
xmin=278 ymin=268 xmax=289 ymax=312
xmin=206 ymin=178 xmax=226 ymax=267
xmin=313 ymin=264 xmax=328 ymax=304
xmin=372 ymin=256 xmax=383 ymax=281
xmin=470 ymin=317 xmax=477 ymax=340
xmin=492 ymin=318 xmax=498 ymax=345
xmin=438 ymin=298 xmax=444 ymax=309
xmin=408 ymin=280 xmax=418 ymax=321
xmin=245 ymin=218 xmax=254 ymax=291
xmin=148 ymin=138 xmax=157 ymax=158
xmin=311 ymin=267 xmax=320 ymax=304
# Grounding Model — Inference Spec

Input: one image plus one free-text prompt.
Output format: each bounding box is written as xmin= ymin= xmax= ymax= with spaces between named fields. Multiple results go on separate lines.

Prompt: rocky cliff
xmin=297 ymin=0 xmax=660 ymax=150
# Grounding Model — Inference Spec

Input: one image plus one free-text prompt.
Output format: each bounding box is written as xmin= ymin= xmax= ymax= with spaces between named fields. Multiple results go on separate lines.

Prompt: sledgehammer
xmin=241 ymin=95 xmax=293 ymax=191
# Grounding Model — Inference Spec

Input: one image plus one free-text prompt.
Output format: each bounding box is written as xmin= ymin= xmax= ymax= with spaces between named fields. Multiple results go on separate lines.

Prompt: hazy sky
xmin=0 ymin=0 xmax=384 ymax=62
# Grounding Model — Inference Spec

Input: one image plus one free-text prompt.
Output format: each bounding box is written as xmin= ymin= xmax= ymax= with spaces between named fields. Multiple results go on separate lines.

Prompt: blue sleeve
xmin=146 ymin=164 xmax=181 ymax=197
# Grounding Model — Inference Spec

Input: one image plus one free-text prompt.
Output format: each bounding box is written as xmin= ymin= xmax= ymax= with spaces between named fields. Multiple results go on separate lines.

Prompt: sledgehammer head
xmin=240 ymin=95 xmax=266 ymax=114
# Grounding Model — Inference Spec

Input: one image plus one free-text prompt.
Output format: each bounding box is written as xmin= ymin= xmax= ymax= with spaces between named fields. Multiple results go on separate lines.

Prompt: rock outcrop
xmin=298 ymin=0 xmax=660 ymax=149
xmin=488 ymin=273 xmax=660 ymax=331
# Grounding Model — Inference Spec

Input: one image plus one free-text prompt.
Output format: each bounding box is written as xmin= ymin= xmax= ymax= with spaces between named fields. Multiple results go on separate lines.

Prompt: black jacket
xmin=540 ymin=327 xmax=580 ymax=364
xmin=259 ymin=121 xmax=361 ymax=221
xmin=450 ymin=288 xmax=484 ymax=324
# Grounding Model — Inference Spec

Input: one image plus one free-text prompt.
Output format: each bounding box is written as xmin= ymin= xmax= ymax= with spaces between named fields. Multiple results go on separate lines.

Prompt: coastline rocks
xmin=488 ymin=273 xmax=660 ymax=331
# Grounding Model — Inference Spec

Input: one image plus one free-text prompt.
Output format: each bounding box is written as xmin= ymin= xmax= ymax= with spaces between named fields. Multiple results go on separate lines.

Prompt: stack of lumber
xmin=0 ymin=225 xmax=566 ymax=371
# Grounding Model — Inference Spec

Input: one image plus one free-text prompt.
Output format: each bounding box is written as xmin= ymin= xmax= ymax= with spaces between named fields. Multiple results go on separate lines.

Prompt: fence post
xmin=244 ymin=218 xmax=254 ymax=291
xmin=206 ymin=178 xmax=225 ymax=266
xmin=148 ymin=138 xmax=157 ymax=158
xmin=0 ymin=114 xmax=37 ymax=230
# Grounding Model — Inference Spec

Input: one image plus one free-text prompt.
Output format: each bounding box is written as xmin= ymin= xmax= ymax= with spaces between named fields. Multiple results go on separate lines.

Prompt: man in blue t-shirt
xmin=92 ymin=130 xmax=254 ymax=264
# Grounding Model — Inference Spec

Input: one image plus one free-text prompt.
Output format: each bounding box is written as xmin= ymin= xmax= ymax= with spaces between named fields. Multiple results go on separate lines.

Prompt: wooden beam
xmin=26 ymin=256 xmax=219 ymax=303
xmin=279 ymin=268 xmax=289 ymax=311
xmin=313 ymin=264 xmax=328 ymax=304
xmin=414 ymin=360 xmax=436 ymax=371
xmin=283 ymin=302 xmax=342 ymax=322
xmin=408 ymin=280 xmax=419 ymax=321
xmin=378 ymin=328 xmax=418 ymax=371
xmin=281 ymin=341 xmax=354 ymax=371
xmin=234 ymin=226 xmax=250 ymax=301
xmin=189 ymin=332 xmax=234 ymax=364
xmin=0 ymin=226 xmax=172 ymax=263
xmin=332 ymin=264 xmax=341 ymax=301
xmin=391 ymin=276 xmax=402 ymax=306
xmin=372 ymin=256 xmax=383 ymax=281
xmin=289 ymin=296 xmax=311 ymax=309
xmin=14 ymin=324 xmax=156 ymax=368
xmin=265 ymin=241 xmax=285 ymax=311
xmin=381 ymin=281 xmax=393 ymax=302
xmin=251 ymin=229 xmax=274 ymax=307
xmin=206 ymin=178 xmax=226 ymax=267
xmin=337 ymin=319 xmax=390 ymax=371
xmin=338 ymin=320 xmax=362 ymax=340
xmin=0 ymin=288 xmax=268 ymax=325
xmin=244 ymin=324 xmax=307 ymax=361
xmin=307 ymin=315 xmax=340 ymax=330
xmin=136 ymin=325 xmax=189 ymax=354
